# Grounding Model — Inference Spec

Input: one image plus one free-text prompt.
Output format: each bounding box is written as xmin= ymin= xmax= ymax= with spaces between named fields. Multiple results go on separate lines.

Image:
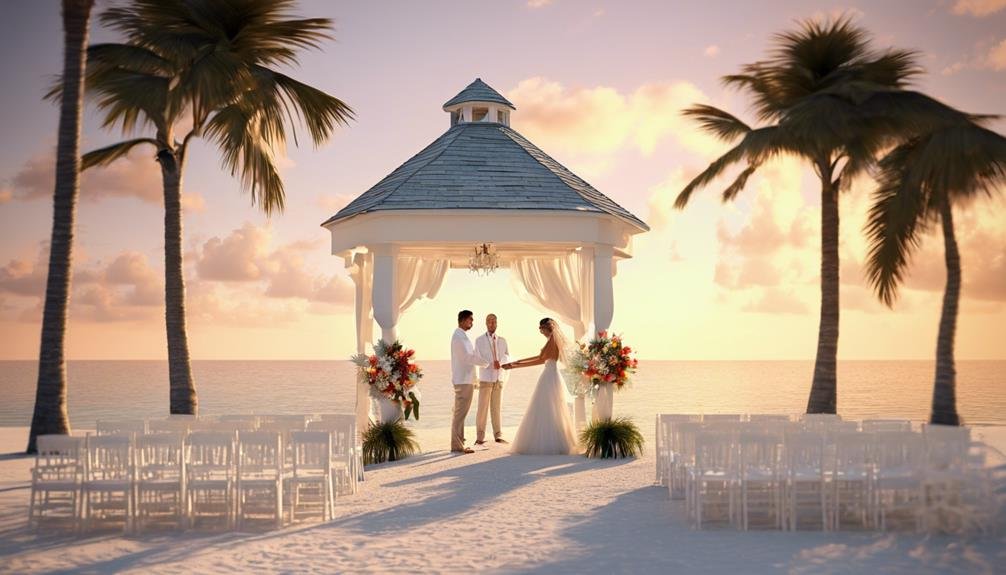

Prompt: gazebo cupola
xmin=442 ymin=78 xmax=515 ymax=127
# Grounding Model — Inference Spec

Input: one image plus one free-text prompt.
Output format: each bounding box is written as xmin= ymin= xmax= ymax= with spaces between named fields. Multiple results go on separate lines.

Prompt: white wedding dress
xmin=511 ymin=360 xmax=579 ymax=455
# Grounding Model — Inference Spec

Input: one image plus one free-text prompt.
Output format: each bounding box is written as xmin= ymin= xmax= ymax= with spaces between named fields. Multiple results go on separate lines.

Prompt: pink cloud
xmin=194 ymin=223 xmax=354 ymax=308
xmin=952 ymin=0 xmax=1006 ymax=16
xmin=5 ymin=147 xmax=206 ymax=208
xmin=196 ymin=223 xmax=273 ymax=281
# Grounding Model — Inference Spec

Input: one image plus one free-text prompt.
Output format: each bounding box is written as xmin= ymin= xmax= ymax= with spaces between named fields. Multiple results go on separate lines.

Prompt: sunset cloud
xmin=704 ymin=45 xmax=720 ymax=57
xmin=194 ymin=223 xmax=355 ymax=309
xmin=952 ymin=0 xmax=1006 ymax=17
xmin=4 ymin=148 xmax=206 ymax=208
xmin=507 ymin=77 xmax=722 ymax=161
xmin=196 ymin=223 xmax=273 ymax=281
xmin=985 ymin=38 xmax=1006 ymax=69
xmin=0 ymin=246 xmax=163 ymax=323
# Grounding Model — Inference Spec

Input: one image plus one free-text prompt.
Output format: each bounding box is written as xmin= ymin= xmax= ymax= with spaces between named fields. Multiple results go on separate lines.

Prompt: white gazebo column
xmin=347 ymin=251 xmax=374 ymax=438
xmin=372 ymin=243 xmax=400 ymax=344
xmin=593 ymin=245 xmax=615 ymax=420
xmin=371 ymin=244 xmax=404 ymax=423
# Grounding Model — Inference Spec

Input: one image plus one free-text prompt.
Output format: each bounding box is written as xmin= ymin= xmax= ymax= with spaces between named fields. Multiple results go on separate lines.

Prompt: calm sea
xmin=1 ymin=360 xmax=1003 ymax=430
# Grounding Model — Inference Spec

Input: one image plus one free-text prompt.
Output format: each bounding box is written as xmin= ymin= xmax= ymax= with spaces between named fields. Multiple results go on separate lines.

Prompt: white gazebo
xmin=323 ymin=78 xmax=649 ymax=433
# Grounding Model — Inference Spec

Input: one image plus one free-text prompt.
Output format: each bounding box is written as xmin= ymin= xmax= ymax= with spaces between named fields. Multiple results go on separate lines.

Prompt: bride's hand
xmin=502 ymin=363 xmax=513 ymax=370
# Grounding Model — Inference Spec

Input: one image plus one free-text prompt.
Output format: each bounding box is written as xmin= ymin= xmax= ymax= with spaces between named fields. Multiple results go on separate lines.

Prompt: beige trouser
xmin=451 ymin=384 xmax=475 ymax=451
xmin=476 ymin=381 xmax=503 ymax=442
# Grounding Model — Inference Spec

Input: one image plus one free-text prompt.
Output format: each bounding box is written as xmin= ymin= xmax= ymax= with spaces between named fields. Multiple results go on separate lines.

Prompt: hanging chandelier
xmin=468 ymin=243 xmax=500 ymax=276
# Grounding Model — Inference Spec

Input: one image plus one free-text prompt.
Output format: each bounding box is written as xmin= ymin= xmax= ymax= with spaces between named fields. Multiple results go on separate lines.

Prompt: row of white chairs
xmin=29 ymin=414 xmax=362 ymax=533
xmin=654 ymin=414 xmax=996 ymax=533
xmin=95 ymin=413 xmax=363 ymax=487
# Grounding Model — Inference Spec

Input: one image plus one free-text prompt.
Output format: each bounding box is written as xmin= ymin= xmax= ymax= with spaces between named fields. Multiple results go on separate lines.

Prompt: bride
xmin=502 ymin=318 xmax=579 ymax=455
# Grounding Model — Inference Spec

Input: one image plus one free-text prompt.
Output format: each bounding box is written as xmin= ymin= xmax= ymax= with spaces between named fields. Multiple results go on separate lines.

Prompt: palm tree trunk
xmin=806 ymin=170 xmax=839 ymax=414
xmin=27 ymin=0 xmax=94 ymax=454
xmin=158 ymin=148 xmax=198 ymax=414
xmin=931 ymin=196 xmax=961 ymax=426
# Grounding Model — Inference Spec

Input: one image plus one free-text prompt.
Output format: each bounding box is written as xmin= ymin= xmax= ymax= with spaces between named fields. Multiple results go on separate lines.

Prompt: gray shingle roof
xmin=442 ymin=78 xmax=515 ymax=110
xmin=323 ymin=122 xmax=648 ymax=231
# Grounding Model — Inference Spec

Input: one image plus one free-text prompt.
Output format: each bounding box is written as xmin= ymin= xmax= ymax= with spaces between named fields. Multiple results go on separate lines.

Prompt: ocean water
xmin=1 ymin=360 xmax=1003 ymax=430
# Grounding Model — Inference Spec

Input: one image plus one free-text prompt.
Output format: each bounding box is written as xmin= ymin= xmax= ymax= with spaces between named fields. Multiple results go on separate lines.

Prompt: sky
xmin=0 ymin=0 xmax=1004 ymax=361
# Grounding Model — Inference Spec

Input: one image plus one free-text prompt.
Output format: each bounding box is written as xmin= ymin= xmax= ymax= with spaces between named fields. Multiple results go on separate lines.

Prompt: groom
xmin=474 ymin=313 xmax=509 ymax=444
xmin=450 ymin=309 xmax=482 ymax=454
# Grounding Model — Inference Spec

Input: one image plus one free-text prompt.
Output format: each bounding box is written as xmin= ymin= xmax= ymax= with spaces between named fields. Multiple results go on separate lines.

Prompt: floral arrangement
xmin=351 ymin=340 xmax=422 ymax=421
xmin=567 ymin=331 xmax=638 ymax=396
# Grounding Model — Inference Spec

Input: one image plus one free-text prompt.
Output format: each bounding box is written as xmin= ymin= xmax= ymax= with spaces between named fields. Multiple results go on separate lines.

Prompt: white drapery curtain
xmin=347 ymin=251 xmax=374 ymax=354
xmin=346 ymin=252 xmax=449 ymax=353
xmin=396 ymin=256 xmax=449 ymax=316
xmin=509 ymin=249 xmax=594 ymax=341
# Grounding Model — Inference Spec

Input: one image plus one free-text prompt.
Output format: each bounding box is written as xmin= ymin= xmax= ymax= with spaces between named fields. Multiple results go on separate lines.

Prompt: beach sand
xmin=1 ymin=425 xmax=1004 ymax=574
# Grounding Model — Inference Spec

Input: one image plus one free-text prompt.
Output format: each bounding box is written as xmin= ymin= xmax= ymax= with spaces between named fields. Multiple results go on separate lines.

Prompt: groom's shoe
xmin=495 ymin=438 xmax=509 ymax=444
xmin=451 ymin=447 xmax=475 ymax=454
xmin=474 ymin=440 xmax=487 ymax=445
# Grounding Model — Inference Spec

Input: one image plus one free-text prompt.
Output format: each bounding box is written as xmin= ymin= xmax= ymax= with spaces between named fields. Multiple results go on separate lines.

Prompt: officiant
xmin=474 ymin=314 xmax=510 ymax=444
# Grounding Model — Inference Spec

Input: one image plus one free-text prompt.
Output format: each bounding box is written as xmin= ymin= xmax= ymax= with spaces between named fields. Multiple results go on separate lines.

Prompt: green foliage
xmin=362 ymin=420 xmax=420 ymax=465
xmin=403 ymin=392 xmax=420 ymax=421
xmin=579 ymin=417 xmax=644 ymax=459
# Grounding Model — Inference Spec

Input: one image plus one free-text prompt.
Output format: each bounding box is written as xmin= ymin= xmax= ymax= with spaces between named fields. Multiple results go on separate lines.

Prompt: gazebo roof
xmin=323 ymin=121 xmax=648 ymax=231
xmin=442 ymin=78 xmax=515 ymax=110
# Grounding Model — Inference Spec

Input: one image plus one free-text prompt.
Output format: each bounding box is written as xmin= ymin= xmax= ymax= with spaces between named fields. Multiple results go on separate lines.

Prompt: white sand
xmin=1 ymin=425 xmax=1004 ymax=574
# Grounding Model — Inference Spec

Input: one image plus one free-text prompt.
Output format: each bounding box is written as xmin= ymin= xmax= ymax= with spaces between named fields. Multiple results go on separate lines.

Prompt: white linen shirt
xmin=475 ymin=332 xmax=509 ymax=383
xmin=451 ymin=327 xmax=482 ymax=385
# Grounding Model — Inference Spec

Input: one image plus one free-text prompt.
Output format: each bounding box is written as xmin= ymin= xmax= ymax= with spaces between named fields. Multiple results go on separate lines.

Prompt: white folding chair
xmin=655 ymin=414 xmax=700 ymax=487
xmin=219 ymin=414 xmax=260 ymax=427
xmin=667 ymin=421 xmax=703 ymax=500
xmin=186 ymin=431 xmax=236 ymax=530
xmin=29 ymin=435 xmax=84 ymax=530
xmin=81 ymin=434 xmax=134 ymax=533
xmin=96 ymin=419 xmax=147 ymax=436
xmin=134 ymin=432 xmax=185 ymax=532
xmin=830 ymin=431 xmax=873 ymax=530
xmin=798 ymin=414 xmax=843 ymax=433
xmin=320 ymin=413 xmax=365 ymax=483
xmin=702 ymin=414 xmax=744 ymax=423
xmin=862 ymin=419 xmax=912 ymax=433
xmin=236 ymin=431 xmax=286 ymax=530
xmin=686 ymin=430 xmax=736 ymax=529
xmin=783 ymin=431 xmax=828 ymax=531
xmin=309 ymin=417 xmax=360 ymax=493
xmin=190 ymin=419 xmax=258 ymax=433
xmin=748 ymin=414 xmax=791 ymax=423
xmin=736 ymin=432 xmax=783 ymax=530
xmin=872 ymin=430 xmax=925 ymax=531
xmin=921 ymin=424 xmax=971 ymax=532
xmin=288 ymin=431 xmax=335 ymax=522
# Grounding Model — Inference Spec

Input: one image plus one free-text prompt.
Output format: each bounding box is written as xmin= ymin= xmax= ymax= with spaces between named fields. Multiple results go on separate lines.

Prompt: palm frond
xmin=87 ymin=43 xmax=172 ymax=75
xmin=261 ymin=67 xmax=354 ymax=145
xmin=204 ymin=103 xmax=286 ymax=214
xmin=864 ymin=140 xmax=932 ymax=306
xmin=81 ymin=138 xmax=159 ymax=170
xmin=682 ymin=104 xmax=751 ymax=142
xmin=675 ymin=126 xmax=779 ymax=209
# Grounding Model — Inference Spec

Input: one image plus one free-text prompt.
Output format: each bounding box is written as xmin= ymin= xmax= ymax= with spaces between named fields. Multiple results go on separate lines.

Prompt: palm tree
xmin=674 ymin=16 xmax=965 ymax=413
xmin=866 ymin=122 xmax=1006 ymax=425
xmin=27 ymin=0 xmax=96 ymax=454
xmin=75 ymin=0 xmax=352 ymax=414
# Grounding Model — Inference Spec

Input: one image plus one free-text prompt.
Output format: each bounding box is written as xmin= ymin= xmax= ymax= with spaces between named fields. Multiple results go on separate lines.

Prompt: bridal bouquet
xmin=352 ymin=340 xmax=422 ymax=420
xmin=568 ymin=331 xmax=638 ymax=395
